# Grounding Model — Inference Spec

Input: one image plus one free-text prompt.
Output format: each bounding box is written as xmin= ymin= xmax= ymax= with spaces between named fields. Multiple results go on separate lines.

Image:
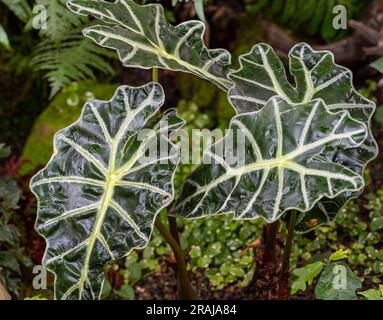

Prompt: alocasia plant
xmin=227 ymin=43 xmax=378 ymax=230
xmin=172 ymin=43 xmax=377 ymax=231
xmin=30 ymin=83 xmax=184 ymax=299
xmin=30 ymin=0 xmax=378 ymax=300
xmin=170 ymin=97 xmax=368 ymax=221
xmin=67 ymin=0 xmax=232 ymax=90
xmin=69 ymin=1 xmax=377 ymax=229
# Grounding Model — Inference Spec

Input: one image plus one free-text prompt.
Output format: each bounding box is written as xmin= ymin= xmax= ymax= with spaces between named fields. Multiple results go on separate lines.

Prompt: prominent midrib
xmin=230 ymin=129 xmax=365 ymax=176
xmin=77 ymin=172 xmax=115 ymax=299
xmin=89 ymin=29 xmax=232 ymax=89
xmin=76 ymin=101 xmax=137 ymax=298
xmin=174 ymin=128 xmax=364 ymax=211
xmin=76 ymin=101 xmax=162 ymax=297
xmin=113 ymin=120 xmax=164 ymax=177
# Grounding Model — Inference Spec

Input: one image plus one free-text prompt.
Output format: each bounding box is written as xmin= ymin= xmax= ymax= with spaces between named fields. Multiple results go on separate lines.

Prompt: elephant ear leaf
xmin=228 ymin=42 xmax=377 ymax=231
xmin=67 ymin=0 xmax=232 ymax=90
xmin=30 ymin=83 xmax=184 ymax=300
xmin=171 ymin=97 xmax=367 ymax=222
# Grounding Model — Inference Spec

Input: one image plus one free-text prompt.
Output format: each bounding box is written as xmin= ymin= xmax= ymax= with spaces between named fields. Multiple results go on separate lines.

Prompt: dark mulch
xmin=135 ymin=264 xmax=248 ymax=300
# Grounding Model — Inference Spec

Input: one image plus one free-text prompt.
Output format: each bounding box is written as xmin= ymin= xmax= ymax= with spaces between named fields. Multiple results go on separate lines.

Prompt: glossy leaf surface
xmin=67 ymin=0 xmax=232 ymax=90
xmin=31 ymin=83 xmax=183 ymax=299
xmin=229 ymin=43 xmax=378 ymax=230
xmin=229 ymin=43 xmax=375 ymax=120
xmin=171 ymin=98 xmax=368 ymax=222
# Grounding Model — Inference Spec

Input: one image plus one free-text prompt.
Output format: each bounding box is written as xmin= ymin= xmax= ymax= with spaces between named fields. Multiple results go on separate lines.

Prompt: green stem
xmin=152 ymin=68 xmax=159 ymax=82
xmin=151 ymin=66 xmax=196 ymax=299
xmin=168 ymin=216 xmax=181 ymax=246
xmin=167 ymin=216 xmax=195 ymax=298
xmin=155 ymin=217 xmax=197 ymax=299
xmin=167 ymin=216 xmax=196 ymax=299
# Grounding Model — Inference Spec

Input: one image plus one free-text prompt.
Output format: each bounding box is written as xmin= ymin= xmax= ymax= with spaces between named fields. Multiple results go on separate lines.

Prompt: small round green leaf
xmin=314 ymin=262 xmax=362 ymax=300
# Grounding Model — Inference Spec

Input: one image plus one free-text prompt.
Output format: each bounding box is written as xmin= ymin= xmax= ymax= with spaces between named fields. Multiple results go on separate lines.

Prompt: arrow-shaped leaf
xmin=171 ymin=97 xmax=367 ymax=222
xmin=228 ymin=43 xmax=378 ymax=230
xmin=67 ymin=0 xmax=232 ymax=90
xmin=30 ymin=83 xmax=184 ymax=300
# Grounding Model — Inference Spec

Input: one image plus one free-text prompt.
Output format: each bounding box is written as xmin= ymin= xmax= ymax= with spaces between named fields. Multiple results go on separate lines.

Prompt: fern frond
xmin=31 ymin=33 xmax=114 ymax=98
xmin=34 ymin=0 xmax=87 ymax=42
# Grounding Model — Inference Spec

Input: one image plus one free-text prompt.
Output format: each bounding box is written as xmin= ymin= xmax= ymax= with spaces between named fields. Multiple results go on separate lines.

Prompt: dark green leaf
xmin=172 ymin=98 xmax=368 ymax=222
xmin=0 ymin=177 xmax=22 ymax=223
xmin=228 ymin=42 xmax=377 ymax=230
xmin=67 ymin=0 xmax=232 ymax=90
xmin=31 ymin=83 xmax=184 ymax=300
xmin=0 ymin=225 xmax=20 ymax=246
